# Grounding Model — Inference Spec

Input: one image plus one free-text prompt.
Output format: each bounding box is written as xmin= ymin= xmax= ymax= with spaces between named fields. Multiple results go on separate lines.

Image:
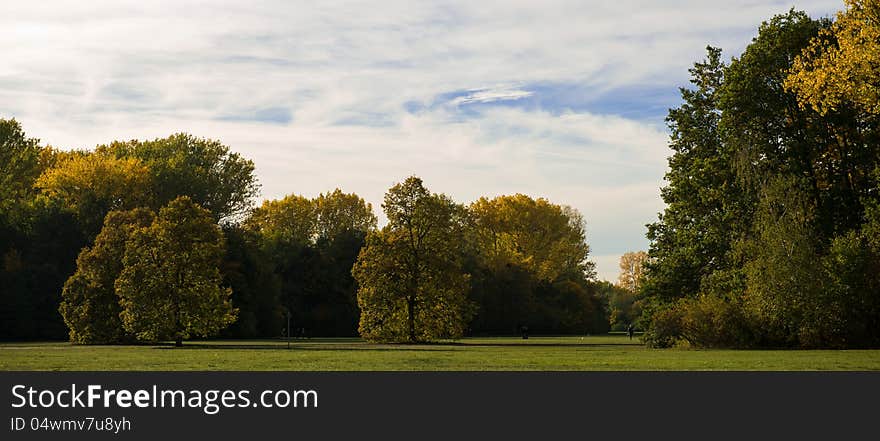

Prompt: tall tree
xmin=0 ymin=121 xmax=86 ymax=340
xmin=643 ymin=9 xmax=880 ymax=348
xmin=116 ymin=196 xmax=237 ymax=346
xmin=353 ymin=176 xmax=472 ymax=342
xmin=643 ymin=46 xmax=736 ymax=304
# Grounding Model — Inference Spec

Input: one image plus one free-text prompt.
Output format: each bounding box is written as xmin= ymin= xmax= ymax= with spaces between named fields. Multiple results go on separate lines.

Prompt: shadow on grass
xmin=152 ymin=343 xmax=457 ymax=352
xmin=453 ymin=342 xmax=640 ymax=348
xmin=150 ymin=339 xmax=640 ymax=351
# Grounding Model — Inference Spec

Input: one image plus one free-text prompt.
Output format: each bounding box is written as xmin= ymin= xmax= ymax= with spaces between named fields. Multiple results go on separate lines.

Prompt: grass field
xmin=2 ymin=335 xmax=879 ymax=370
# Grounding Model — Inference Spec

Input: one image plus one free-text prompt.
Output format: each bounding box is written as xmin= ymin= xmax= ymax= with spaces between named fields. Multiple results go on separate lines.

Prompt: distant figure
xmin=520 ymin=325 xmax=529 ymax=340
xmin=627 ymin=323 xmax=634 ymax=340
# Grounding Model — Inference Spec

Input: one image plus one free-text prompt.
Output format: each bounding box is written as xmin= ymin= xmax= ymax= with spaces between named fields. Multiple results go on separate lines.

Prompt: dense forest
xmin=0 ymin=124 xmax=608 ymax=342
xmin=642 ymin=3 xmax=880 ymax=348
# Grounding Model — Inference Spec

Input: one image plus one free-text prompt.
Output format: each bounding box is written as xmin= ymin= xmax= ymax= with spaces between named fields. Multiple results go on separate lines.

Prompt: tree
xmin=245 ymin=195 xmax=315 ymax=248
xmin=35 ymin=152 xmax=152 ymax=236
xmin=313 ymin=189 xmax=378 ymax=240
xmin=742 ymin=176 xmax=828 ymax=347
xmin=220 ymin=225 xmax=283 ymax=338
xmin=469 ymin=194 xmax=594 ymax=281
xmin=98 ymin=133 xmax=259 ymax=222
xmin=0 ymin=118 xmax=40 ymax=217
xmin=59 ymin=208 xmax=155 ymax=343
xmin=820 ymin=171 xmax=880 ymax=347
xmin=353 ymin=176 xmax=472 ymax=342
xmin=643 ymin=46 xmax=737 ymax=304
xmin=617 ymin=251 xmax=648 ymax=293
xmin=643 ymin=9 xmax=880 ymax=348
xmin=243 ymin=189 xmax=376 ymax=336
xmin=467 ymin=194 xmax=601 ymax=334
xmin=595 ymin=281 xmax=638 ymax=331
xmin=116 ymin=196 xmax=237 ymax=346
xmin=0 ymin=122 xmax=87 ymax=340
xmin=786 ymin=0 xmax=880 ymax=115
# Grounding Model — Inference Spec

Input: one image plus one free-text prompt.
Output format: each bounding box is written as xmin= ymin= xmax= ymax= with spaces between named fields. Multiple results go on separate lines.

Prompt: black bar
xmin=2 ymin=372 xmax=877 ymax=440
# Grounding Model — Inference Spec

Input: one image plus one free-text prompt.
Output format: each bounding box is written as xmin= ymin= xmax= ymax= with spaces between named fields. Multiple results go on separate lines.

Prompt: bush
xmin=642 ymin=304 xmax=683 ymax=348
xmin=643 ymin=295 xmax=753 ymax=348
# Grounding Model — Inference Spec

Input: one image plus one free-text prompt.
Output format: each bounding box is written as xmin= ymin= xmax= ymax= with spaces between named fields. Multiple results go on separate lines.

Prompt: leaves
xmin=59 ymin=208 xmax=155 ymax=343
xmin=470 ymin=194 xmax=593 ymax=282
xmin=786 ymin=0 xmax=880 ymax=115
xmin=353 ymin=176 xmax=472 ymax=343
xmin=116 ymin=197 xmax=237 ymax=343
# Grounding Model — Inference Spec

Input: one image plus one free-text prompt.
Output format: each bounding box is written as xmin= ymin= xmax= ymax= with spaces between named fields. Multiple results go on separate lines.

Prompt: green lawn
xmin=1 ymin=335 xmax=879 ymax=370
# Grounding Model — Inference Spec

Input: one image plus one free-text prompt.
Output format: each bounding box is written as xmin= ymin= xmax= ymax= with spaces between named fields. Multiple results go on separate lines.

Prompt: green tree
xmin=0 ymin=122 xmax=87 ymax=340
xmin=245 ymin=195 xmax=315 ymax=248
xmin=98 ymin=133 xmax=259 ymax=222
xmin=220 ymin=225 xmax=283 ymax=338
xmin=0 ymin=118 xmax=40 ymax=218
xmin=116 ymin=196 xmax=237 ymax=346
xmin=820 ymin=173 xmax=880 ymax=347
xmin=353 ymin=176 xmax=472 ymax=342
xmin=313 ymin=189 xmax=378 ymax=240
xmin=742 ymin=176 xmax=828 ymax=347
xmin=243 ymin=190 xmax=376 ymax=337
xmin=644 ymin=10 xmax=880 ymax=348
xmin=59 ymin=208 xmax=155 ymax=344
xmin=643 ymin=46 xmax=738 ymax=304
xmin=596 ymin=281 xmax=639 ymax=331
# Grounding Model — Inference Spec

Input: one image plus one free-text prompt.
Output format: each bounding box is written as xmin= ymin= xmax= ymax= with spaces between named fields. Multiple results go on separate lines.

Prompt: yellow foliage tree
xmin=35 ymin=151 xmax=152 ymax=234
xmin=786 ymin=0 xmax=880 ymax=114
xmin=470 ymin=194 xmax=593 ymax=282
xmin=617 ymin=251 xmax=648 ymax=293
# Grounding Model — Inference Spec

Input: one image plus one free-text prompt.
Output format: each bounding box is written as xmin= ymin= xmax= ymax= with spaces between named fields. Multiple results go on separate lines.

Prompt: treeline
xmin=641 ymin=4 xmax=880 ymax=348
xmin=0 ymin=124 xmax=607 ymax=342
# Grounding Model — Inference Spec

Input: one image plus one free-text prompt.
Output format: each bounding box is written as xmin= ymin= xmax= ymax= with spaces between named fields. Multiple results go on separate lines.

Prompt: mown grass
xmin=1 ymin=335 xmax=878 ymax=370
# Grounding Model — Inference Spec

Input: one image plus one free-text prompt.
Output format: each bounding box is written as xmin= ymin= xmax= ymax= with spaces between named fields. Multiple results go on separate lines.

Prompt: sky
xmin=0 ymin=0 xmax=841 ymax=281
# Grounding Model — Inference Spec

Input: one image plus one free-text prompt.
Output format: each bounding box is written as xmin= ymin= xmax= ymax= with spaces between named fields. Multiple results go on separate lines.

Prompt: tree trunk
xmin=175 ymin=335 xmax=183 ymax=347
xmin=407 ymin=298 xmax=416 ymax=343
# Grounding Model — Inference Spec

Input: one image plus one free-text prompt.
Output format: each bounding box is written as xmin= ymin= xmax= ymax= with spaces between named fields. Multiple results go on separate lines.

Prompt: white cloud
xmin=0 ymin=0 xmax=843 ymax=280
xmin=448 ymin=86 xmax=534 ymax=106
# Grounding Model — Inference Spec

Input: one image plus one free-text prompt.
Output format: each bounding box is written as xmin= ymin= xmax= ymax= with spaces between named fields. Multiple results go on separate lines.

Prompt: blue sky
xmin=0 ymin=0 xmax=841 ymax=280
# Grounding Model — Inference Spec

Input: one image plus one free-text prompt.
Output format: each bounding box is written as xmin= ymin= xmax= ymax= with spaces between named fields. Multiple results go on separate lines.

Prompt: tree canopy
xmin=116 ymin=197 xmax=237 ymax=346
xmin=59 ymin=208 xmax=155 ymax=344
xmin=97 ymin=133 xmax=260 ymax=223
xmin=786 ymin=0 xmax=880 ymax=115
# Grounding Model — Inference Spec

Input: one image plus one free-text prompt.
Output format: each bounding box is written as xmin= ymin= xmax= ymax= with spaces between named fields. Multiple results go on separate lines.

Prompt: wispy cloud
xmin=0 ymin=0 xmax=842 ymax=280
xmin=448 ymin=86 xmax=534 ymax=106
